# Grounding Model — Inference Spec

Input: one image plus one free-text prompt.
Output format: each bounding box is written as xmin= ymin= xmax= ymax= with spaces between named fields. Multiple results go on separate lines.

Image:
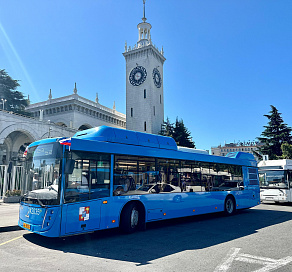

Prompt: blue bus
xmin=19 ymin=126 xmax=260 ymax=237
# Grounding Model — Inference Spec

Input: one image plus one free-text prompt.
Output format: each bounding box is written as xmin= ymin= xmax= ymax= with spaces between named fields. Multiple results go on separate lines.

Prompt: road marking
xmin=214 ymin=247 xmax=292 ymax=272
xmin=0 ymin=235 xmax=22 ymax=247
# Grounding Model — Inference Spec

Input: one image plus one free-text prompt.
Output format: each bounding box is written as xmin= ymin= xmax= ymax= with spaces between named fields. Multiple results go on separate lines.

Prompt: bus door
xmin=60 ymin=155 xmax=111 ymax=235
xmin=61 ymin=190 xmax=102 ymax=235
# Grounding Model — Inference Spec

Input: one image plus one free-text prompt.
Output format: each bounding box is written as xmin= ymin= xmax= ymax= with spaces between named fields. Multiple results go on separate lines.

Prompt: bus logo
xmin=79 ymin=207 xmax=90 ymax=221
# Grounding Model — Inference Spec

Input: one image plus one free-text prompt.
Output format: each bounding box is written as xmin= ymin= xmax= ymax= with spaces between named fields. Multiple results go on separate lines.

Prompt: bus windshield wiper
xmin=37 ymin=198 xmax=46 ymax=208
xmin=49 ymin=185 xmax=58 ymax=193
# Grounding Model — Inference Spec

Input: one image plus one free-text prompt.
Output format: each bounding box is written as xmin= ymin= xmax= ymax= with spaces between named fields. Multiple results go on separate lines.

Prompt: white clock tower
xmin=123 ymin=0 xmax=166 ymax=134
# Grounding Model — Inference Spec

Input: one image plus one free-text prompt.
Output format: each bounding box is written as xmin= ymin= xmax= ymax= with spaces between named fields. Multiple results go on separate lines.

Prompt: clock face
xmin=152 ymin=68 xmax=162 ymax=88
xmin=129 ymin=66 xmax=147 ymax=86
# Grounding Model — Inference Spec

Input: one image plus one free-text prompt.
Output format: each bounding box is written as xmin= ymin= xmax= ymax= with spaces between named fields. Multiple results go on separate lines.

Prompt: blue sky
xmin=1 ymin=0 xmax=292 ymax=151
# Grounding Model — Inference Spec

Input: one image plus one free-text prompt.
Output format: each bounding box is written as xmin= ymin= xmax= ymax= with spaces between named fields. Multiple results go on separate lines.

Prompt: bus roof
xmin=30 ymin=126 xmax=257 ymax=167
xmin=73 ymin=126 xmax=177 ymax=150
xmin=258 ymin=159 xmax=292 ymax=169
xmin=69 ymin=126 xmax=257 ymax=167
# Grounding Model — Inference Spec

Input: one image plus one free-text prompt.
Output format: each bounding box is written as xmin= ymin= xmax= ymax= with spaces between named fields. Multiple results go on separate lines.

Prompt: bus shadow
xmin=23 ymin=207 xmax=292 ymax=265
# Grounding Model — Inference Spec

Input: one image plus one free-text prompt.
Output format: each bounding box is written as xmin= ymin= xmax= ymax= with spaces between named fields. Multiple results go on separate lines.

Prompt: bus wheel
xmin=120 ymin=202 xmax=139 ymax=234
xmin=224 ymin=196 xmax=236 ymax=215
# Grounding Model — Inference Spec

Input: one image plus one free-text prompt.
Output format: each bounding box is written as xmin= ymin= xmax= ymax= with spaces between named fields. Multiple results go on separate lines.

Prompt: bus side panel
xmin=60 ymin=199 xmax=102 ymax=236
xmin=247 ymin=185 xmax=260 ymax=207
xmin=113 ymin=192 xmax=229 ymax=225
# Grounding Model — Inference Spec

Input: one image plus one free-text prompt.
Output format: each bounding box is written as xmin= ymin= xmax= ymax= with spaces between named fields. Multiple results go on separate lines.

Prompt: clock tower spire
xmin=123 ymin=0 xmax=166 ymax=134
xmin=142 ymin=0 xmax=146 ymax=21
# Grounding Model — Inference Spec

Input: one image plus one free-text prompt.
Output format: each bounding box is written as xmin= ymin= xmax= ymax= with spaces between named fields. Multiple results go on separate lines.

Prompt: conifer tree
xmin=257 ymin=105 xmax=292 ymax=159
xmin=172 ymin=118 xmax=195 ymax=148
xmin=0 ymin=69 xmax=29 ymax=115
xmin=159 ymin=117 xmax=195 ymax=148
xmin=159 ymin=117 xmax=174 ymax=137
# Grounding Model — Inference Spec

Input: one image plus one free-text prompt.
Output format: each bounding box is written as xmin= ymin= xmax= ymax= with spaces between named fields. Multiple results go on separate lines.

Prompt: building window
xmin=160 ymin=95 xmax=162 ymax=104
xmin=144 ymin=121 xmax=147 ymax=131
xmin=153 ymin=106 xmax=155 ymax=116
xmin=131 ymin=108 xmax=133 ymax=117
xmin=144 ymin=89 xmax=146 ymax=99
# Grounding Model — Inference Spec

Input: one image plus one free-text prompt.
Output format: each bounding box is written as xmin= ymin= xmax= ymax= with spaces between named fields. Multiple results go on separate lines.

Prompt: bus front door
xmin=61 ymin=200 xmax=102 ymax=236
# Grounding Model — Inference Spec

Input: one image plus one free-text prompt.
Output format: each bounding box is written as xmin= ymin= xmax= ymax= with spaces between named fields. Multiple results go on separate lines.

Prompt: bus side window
xmin=64 ymin=153 xmax=110 ymax=203
xmin=90 ymin=156 xmax=110 ymax=199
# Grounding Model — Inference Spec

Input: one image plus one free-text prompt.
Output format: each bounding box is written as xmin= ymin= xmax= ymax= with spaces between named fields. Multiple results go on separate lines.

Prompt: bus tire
xmin=120 ymin=202 xmax=140 ymax=234
xmin=224 ymin=195 xmax=236 ymax=215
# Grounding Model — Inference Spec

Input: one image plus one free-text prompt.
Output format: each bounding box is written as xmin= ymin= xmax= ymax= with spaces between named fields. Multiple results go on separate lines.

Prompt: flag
xmin=59 ymin=138 xmax=71 ymax=146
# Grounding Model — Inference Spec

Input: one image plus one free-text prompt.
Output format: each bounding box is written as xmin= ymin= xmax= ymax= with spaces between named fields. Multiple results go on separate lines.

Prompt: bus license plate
xmin=23 ymin=223 xmax=31 ymax=230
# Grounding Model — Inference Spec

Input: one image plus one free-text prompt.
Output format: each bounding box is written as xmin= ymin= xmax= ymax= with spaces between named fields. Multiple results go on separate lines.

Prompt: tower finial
xmin=142 ymin=0 xmax=147 ymax=22
xmin=48 ymin=89 xmax=52 ymax=100
xmin=73 ymin=82 xmax=77 ymax=94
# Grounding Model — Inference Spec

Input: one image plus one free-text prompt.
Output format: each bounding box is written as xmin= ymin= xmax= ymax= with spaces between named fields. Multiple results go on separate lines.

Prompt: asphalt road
xmin=1 ymin=203 xmax=292 ymax=272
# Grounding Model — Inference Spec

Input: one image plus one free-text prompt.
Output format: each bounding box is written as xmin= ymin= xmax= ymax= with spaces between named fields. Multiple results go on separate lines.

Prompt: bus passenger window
xmin=64 ymin=152 xmax=110 ymax=203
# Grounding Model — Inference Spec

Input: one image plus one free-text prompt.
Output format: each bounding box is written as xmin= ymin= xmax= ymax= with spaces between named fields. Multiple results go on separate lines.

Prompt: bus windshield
xmin=22 ymin=142 xmax=62 ymax=206
xmin=259 ymin=170 xmax=288 ymax=189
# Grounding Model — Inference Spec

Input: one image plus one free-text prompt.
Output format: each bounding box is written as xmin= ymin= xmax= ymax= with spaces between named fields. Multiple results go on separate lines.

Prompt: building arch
xmin=1 ymin=130 xmax=36 ymax=164
xmin=0 ymin=123 xmax=38 ymax=145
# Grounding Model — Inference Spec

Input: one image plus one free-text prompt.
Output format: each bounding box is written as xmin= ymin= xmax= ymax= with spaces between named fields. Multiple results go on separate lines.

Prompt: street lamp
xmin=1 ymin=98 xmax=7 ymax=110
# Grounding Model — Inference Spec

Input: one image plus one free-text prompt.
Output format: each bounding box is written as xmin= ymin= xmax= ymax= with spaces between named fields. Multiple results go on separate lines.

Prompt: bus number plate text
xmin=23 ymin=223 xmax=31 ymax=230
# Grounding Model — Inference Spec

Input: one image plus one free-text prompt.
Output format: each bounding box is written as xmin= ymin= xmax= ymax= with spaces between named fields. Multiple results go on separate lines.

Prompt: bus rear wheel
xmin=120 ymin=202 xmax=140 ymax=234
xmin=224 ymin=196 xmax=236 ymax=215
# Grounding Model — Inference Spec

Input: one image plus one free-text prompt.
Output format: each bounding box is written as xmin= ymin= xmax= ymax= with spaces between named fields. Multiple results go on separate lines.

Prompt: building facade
xmin=0 ymin=85 xmax=126 ymax=165
xmin=211 ymin=141 xmax=260 ymax=157
xmin=123 ymin=1 xmax=165 ymax=134
xmin=26 ymin=85 xmax=126 ymax=131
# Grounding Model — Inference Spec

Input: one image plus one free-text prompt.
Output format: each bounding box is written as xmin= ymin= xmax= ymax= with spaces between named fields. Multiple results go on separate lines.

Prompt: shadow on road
xmin=0 ymin=225 xmax=21 ymax=233
xmin=23 ymin=207 xmax=292 ymax=265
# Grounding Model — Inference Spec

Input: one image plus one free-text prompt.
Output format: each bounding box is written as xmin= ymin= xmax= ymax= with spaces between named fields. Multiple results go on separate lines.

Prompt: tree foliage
xmin=281 ymin=142 xmax=292 ymax=159
xmin=160 ymin=117 xmax=195 ymax=148
xmin=257 ymin=105 xmax=292 ymax=159
xmin=0 ymin=69 xmax=29 ymax=115
xmin=160 ymin=117 xmax=174 ymax=137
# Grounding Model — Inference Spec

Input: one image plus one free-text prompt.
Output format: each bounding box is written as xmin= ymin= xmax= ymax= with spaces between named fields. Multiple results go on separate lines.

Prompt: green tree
xmin=281 ymin=142 xmax=292 ymax=159
xmin=159 ymin=117 xmax=174 ymax=137
xmin=257 ymin=105 xmax=292 ymax=159
xmin=0 ymin=69 xmax=29 ymax=115
xmin=159 ymin=117 xmax=195 ymax=148
xmin=172 ymin=117 xmax=195 ymax=148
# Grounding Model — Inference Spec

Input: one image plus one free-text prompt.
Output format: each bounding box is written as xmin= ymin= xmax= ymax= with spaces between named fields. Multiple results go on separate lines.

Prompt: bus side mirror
xmin=7 ymin=162 xmax=13 ymax=174
xmin=65 ymin=159 xmax=75 ymax=174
